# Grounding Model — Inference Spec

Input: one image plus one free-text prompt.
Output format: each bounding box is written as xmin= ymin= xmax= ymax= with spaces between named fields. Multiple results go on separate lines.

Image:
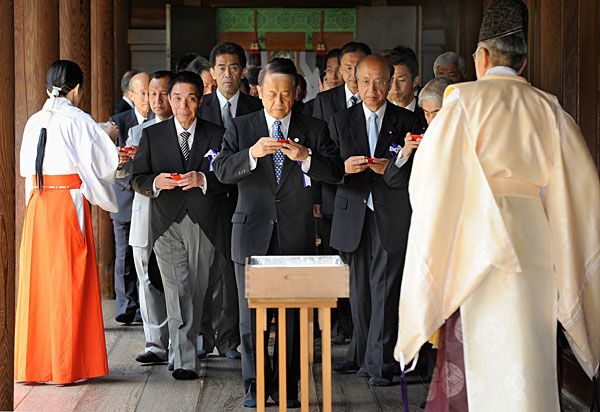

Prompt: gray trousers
xmin=132 ymin=244 xmax=169 ymax=359
xmin=153 ymin=215 xmax=214 ymax=372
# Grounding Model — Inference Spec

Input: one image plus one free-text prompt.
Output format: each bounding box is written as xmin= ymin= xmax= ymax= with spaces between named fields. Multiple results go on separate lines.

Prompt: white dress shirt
xmin=405 ymin=97 xmax=417 ymax=112
xmin=216 ymin=89 xmax=240 ymax=120
xmin=134 ymin=107 xmax=146 ymax=125
xmin=153 ymin=117 xmax=207 ymax=195
xmin=345 ymin=83 xmax=362 ymax=108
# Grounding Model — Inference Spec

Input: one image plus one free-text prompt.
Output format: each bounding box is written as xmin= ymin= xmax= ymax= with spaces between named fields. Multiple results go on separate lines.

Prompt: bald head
xmin=128 ymin=72 xmax=150 ymax=117
xmin=357 ymin=55 xmax=393 ymax=112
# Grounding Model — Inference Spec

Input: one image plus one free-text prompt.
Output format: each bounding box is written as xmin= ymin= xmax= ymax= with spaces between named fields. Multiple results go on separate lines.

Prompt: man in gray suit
xmin=119 ymin=71 xmax=174 ymax=364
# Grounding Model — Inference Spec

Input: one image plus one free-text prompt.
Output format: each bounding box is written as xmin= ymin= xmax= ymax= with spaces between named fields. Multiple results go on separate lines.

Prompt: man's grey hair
xmin=478 ymin=32 xmax=528 ymax=72
xmin=418 ymin=76 xmax=454 ymax=109
xmin=121 ymin=70 xmax=140 ymax=94
xmin=433 ymin=52 xmax=466 ymax=77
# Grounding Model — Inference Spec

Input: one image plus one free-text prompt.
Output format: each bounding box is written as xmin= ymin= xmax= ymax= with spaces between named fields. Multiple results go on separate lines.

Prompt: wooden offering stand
xmin=245 ymin=255 xmax=349 ymax=412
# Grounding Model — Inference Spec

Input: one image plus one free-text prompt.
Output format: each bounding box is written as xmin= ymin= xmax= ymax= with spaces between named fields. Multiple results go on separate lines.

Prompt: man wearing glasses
xmin=329 ymin=55 xmax=423 ymax=387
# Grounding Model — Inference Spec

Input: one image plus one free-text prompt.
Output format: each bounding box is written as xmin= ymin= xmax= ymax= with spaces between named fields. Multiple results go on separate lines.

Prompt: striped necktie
xmin=272 ymin=120 xmax=285 ymax=184
xmin=179 ymin=131 xmax=190 ymax=161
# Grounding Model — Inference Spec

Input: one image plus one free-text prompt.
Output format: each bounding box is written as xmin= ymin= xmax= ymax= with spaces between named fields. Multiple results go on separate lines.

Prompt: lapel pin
xmin=388 ymin=130 xmax=393 ymax=134
xmin=293 ymin=137 xmax=300 ymax=143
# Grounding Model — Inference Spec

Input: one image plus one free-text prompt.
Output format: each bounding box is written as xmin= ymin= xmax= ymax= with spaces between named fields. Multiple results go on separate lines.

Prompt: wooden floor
xmin=13 ymin=301 xmax=587 ymax=411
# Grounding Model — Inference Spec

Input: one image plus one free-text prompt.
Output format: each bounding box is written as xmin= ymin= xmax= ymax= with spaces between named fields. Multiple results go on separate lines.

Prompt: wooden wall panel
xmin=311 ymin=32 xmax=355 ymax=50
xmin=92 ymin=0 xmax=116 ymax=298
xmin=0 ymin=2 xmax=15 ymax=409
xmin=59 ymin=0 xmax=91 ymax=113
xmin=265 ymin=32 xmax=306 ymax=51
xmin=114 ymin=0 xmax=131 ymax=104
xmin=14 ymin=0 xmax=60 ymax=289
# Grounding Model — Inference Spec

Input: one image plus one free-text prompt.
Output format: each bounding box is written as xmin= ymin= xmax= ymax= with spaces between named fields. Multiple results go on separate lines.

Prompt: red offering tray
xmin=365 ymin=157 xmax=375 ymax=164
xmin=277 ymin=139 xmax=289 ymax=143
xmin=170 ymin=173 xmax=183 ymax=180
xmin=119 ymin=146 xmax=135 ymax=152
xmin=410 ymin=134 xmax=423 ymax=140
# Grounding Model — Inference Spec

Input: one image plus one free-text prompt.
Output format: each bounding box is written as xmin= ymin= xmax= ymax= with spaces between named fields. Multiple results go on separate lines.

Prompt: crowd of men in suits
xmin=110 ymin=40 xmax=466 ymax=408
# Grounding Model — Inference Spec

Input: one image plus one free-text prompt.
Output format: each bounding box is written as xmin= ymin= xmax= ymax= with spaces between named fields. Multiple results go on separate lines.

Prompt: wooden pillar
xmin=59 ymin=0 xmax=91 ymax=113
xmin=92 ymin=0 xmax=116 ymax=298
xmin=0 ymin=2 xmax=15 ymax=409
xmin=113 ymin=0 xmax=130 ymax=105
xmin=14 ymin=0 xmax=59 ymax=280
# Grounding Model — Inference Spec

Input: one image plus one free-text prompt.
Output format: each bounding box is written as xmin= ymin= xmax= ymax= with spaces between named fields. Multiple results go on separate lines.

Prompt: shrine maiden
xmin=15 ymin=60 xmax=119 ymax=384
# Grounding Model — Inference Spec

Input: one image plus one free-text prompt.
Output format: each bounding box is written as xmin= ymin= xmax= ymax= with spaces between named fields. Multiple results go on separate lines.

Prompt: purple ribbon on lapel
xmin=389 ymin=143 xmax=401 ymax=157
xmin=296 ymin=161 xmax=311 ymax=187
xmin=204 ymin=149 xmax=219 ymax=171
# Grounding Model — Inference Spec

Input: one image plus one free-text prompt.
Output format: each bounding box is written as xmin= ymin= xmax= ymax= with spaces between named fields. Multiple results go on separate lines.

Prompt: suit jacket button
xmin=363 ymin=199 xmax=367 ymax=204
xmin=275 ymin=198 xmax=280 ymax=203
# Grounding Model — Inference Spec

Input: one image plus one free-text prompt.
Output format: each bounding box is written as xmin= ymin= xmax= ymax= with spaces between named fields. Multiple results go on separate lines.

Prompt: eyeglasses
xmin=359 ymin=79 xmax=390 ymax=88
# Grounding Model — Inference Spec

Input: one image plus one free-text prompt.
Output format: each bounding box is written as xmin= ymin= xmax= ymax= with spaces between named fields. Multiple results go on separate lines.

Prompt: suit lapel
xmin=204 ymin=93 xmax=223 ymax=126
xmin=334 ymin=84 xmax=346 ymax=113
xmin=349 ymin=104 xmax=370 ymax=156
xmin=252 ymin=112 xmax=277 ymax=189
xmin=374 ymin=104 xmax=399 ymax=158
xmin=277 ymin=113 xmax=306 ymax=190
xmin=187 ymin=119 xmax=211 ymax=171
xmin=236 ymin=93 xmax=250 ymax=117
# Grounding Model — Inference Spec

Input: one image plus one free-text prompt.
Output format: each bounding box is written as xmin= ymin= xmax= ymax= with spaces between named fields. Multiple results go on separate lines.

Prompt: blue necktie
xmin=272 ymin=120 xmax=285 ymax=184
xmin=367 ymin=113 xmax=378 ymax=210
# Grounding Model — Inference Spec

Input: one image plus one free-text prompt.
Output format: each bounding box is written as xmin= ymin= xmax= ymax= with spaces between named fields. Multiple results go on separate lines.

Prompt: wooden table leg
xmin=300 ymin=307 xmax=309 ymax=412
xmin=257 ymin=307 xmax=266 ymax=412
xmin=320 ymin=307 xmax=332 ymax=412
xmin=308 ymin=308 xmax=314 ymax=363
xmin=278 ymin=307 xmax=287 ymax=412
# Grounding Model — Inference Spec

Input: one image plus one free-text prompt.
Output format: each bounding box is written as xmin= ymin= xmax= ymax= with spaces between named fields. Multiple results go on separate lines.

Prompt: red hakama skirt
xmin=14 ymin=174 xmax=108 ymax=384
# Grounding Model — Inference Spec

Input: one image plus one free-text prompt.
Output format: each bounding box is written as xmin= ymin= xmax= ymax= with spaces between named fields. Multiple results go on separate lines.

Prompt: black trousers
xmin=346 ymin=210 xmax=404 ymax=380
xmin=235 ymin=224 xmax=300 ymax=402
xmin=112 ymin=220 xmax=140 ymax=320
xmin=200 ymin=252 xmax=240 ymax=355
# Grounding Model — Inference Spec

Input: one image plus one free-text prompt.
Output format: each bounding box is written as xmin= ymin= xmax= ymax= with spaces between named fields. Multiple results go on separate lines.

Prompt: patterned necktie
xmin=179 ymin=131 xmax=190 ymax=161
xmin=272 ymin=120 xmax=285 ymax=184
xmin=350 ymin=95 xmax=358 ymax=107
xmin=223 ymin=100 xmax=233 ymax=129
xmin=367 ymin=113 xmax=378 ymax=210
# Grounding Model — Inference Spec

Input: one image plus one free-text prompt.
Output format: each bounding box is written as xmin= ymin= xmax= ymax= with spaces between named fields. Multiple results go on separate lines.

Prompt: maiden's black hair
xmin=36 ymin=60 xmax=83 ymax=193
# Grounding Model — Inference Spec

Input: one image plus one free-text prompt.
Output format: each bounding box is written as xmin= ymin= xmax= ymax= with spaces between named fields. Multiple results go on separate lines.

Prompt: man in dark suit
xmin=213 ymin=59 xmax=344 ymax=408
xmin=131 ymin=71 xmax=230 ymax=380
xmin=312 ymin=42 xmax=372 ymax=347
xmin=386 ymin=47 xmax=428 ymax=131
xmin=329 ymin=55 xmax=423 ymax=387
xmin=114 ymin=70 xmax=140 ymax=115
xmin=109 ymin=71 xmax=150 ymax=324
xmin=198 ymin=42 xmax=263 ymax=361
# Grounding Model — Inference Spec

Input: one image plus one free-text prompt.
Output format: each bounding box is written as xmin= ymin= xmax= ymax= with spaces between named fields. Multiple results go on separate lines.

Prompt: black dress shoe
xmin=356 ymin=367 xmax=369 ymax=377
xmin=115 ymin=313 xmax=134 ymax=324
xmin=135 ymin=351 xmax=166 ymax=364
xmin=172 ymin=368 xmax=199 ymax=380
xmin=168 ymin=362 xmax=174 ymax=371
xmin=369 ymin=376 xmax=392 ymax=387
xmin=331 ymin=334 xmax=346 ymax=345
xmin=332 ymin=360 xmax=359 ymax=374
xmin=225 ymin=350 xmax=241 ymax=359
xmin=270 ymin=393 xmax=301 ymax=409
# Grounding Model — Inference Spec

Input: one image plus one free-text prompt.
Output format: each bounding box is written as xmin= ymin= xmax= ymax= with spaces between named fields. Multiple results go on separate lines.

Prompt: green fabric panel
xmin=216 ymin=8 xmax=356 ymax=50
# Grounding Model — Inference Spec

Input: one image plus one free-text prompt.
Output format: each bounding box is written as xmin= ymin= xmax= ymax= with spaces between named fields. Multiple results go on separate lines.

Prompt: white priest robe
xmin=394 ymin=70 xmax=600 ymax=411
